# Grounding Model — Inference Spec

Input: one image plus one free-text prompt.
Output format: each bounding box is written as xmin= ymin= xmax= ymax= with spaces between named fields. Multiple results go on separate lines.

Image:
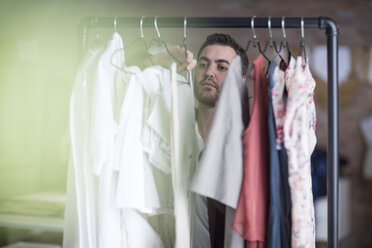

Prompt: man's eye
xmin=218 ymin=65 xmax=228 ymax=71
xmin=198 ymin=63 xmax=208 ymax=69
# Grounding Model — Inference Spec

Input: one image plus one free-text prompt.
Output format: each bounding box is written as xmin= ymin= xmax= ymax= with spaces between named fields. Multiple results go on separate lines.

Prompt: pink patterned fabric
xmin=283 ymin=56 xmax=317 ymax=248
xmin=272 ymin=58 xmax=295 ymax=149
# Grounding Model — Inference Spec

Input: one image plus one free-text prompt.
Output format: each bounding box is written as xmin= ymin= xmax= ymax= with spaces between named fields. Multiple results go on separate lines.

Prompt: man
xmin=193 ymin=33 xmax=248 ymax=142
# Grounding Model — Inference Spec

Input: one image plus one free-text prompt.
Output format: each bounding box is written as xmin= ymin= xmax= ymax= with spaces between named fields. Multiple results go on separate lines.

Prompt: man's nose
xmin=205 ymin=65 xmax=216 ymax=78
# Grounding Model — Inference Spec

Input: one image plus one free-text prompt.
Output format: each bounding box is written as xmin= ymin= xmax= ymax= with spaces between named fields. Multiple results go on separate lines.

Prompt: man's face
xmin=194 ymin=44 xmax=237 ymax=107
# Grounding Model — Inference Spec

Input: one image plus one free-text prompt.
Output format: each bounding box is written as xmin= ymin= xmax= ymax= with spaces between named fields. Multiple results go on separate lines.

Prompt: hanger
xmin=126 ymin=16 xmax=149 ymax=54
xmin=255 ymin=16 xmax=270 ymax=62
xmin=109 ymin=17 xmax=135 ymax=74
xmin=259 ymin=16 xmax=274 ymax=62
xmin=132 ymin=16 xmax=148 ymax=49
xmin=91 ymin=16 xmax=103 ymax=49
xmin=278 ymin=16 xmax=292 ymax=64
xmin=245 ymin=15 xmax=258 ymax=52
xmin=267 ymin=16 xmax=285 ymax=63
xmin=245 ymin=16 xmax=270 ymax=62
xmin=148 ymin=16 xmax=183 ymax=65
xmin=245 ymin=16 xmax=259 ymax=78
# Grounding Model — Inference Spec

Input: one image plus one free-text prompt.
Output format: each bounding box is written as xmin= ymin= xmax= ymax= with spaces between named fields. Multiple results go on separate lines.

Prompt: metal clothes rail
xmin=78 ymin=16 xmax=339 ymax=248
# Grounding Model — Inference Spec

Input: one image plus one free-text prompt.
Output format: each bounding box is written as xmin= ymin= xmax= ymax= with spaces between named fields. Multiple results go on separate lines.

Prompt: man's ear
xmin=243 ymin=75 xmax=247 ymax=82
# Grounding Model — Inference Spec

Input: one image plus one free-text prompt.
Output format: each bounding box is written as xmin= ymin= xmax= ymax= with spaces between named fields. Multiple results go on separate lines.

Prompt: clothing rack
xmin=78 ymin=16 xmax=339 ymax=248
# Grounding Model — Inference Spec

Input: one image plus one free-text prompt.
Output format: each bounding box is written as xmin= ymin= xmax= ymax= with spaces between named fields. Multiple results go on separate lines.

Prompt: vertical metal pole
xmin=325 ymin=18 xmax=339 ymax=248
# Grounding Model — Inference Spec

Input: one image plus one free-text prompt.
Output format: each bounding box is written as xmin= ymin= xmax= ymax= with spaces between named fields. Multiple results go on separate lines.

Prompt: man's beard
xmin=193 ymin=76 xmax=220 ymax=107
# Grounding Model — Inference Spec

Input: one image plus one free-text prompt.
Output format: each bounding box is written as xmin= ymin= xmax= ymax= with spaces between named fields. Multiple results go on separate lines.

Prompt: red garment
xmin=233 ymin=55 xmax=269 ymax=248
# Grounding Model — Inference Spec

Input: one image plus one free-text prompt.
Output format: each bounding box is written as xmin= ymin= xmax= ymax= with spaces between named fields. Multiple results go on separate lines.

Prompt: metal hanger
xmin=245 ymin=15 xmax=258 ymax=52
xmin=148 ymin=16 xmax=183 ymax=65
xmin=280 ymin=16 xmax=291 ymax=63
xmin=91 ymin=16 xmax=103 ymax=49
xmin=268 ymin=16 xmax=274 ymax=48
xmin=128 ymin=16 xmax=149 ymax=51
xmin=257 ymin=17 xmax=271 ymax=62
xmin=245 ymin=16 xmax=260 ymax=78
xmin=245 ymin=16 xmax=270 ymax=62
xmin=267 ymin=16 xmax=284 ymax=62
xmin=109 ymin=17 xmax=135 ymax=73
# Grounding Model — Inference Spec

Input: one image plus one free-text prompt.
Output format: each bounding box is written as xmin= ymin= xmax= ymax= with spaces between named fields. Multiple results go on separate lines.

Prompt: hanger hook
xmin=114 ymin=17 xmax=117 ymax=33
xmin=184 ymin=16 xmax=187 ymax=39
xmin=183 ymin=16 xmax=188 ymax=58
xmin=300 ymin=17 xmax=307 ymax=66
xmin=139 ymin=16 xmax=145 ymax=39
xmin=268 ymin=16 xmax=273 ymax=46
xmin=281 ymin=16 xmax=287 ymax=41
xmin=301 ymin=17 xmax=305 ymax=41
xmin=154 ymin=16 xmax=161 ymax=38
xmin=251 ymin=16 xmax=257 ymax=40
xmin=251 ymin=15 xmax=257 ymax=46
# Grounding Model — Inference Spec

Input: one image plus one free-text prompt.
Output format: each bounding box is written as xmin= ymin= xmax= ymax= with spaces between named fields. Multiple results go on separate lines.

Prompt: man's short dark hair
xmin=197 ymin=33 xmax=248 ymax=76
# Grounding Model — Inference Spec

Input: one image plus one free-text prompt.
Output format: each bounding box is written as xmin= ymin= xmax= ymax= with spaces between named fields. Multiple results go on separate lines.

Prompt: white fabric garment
xmin=64 ymin=47 xmax=102 ymax=248
xmin=170 ymin=63 xmax=197 ymax=248
xmin=120 ymin=210 xmax=165 ymax=248
xmin=65 ymin=32 xmax=125 ymax=248
xmin=114 ymin=67 xmax=171 ymax=248
xmin=88 ymin=33 xmax=123 ymax=177
xmin=66 ymin=34 xmax=197 ymax=248
xmin=190 ymin=56 xmax=246 ymax=208
xmin=114 ymin=68 xmax=160 ymax=213
xmin=114 ymin=65 xmax=196 ymax=247
xmin=115 ymin=66 xmax=189 ymax=214
xmin=94 ymin=32 xmax=126 ymax=248
xmin=191 ymin=56 xmax=247 ymax=248
xmin=114 ymin=67 xmax=172 ymax=247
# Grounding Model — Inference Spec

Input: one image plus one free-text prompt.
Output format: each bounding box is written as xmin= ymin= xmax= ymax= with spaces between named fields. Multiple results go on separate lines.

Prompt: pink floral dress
xmin=283 ymin=56 xmax=317 ymax=248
